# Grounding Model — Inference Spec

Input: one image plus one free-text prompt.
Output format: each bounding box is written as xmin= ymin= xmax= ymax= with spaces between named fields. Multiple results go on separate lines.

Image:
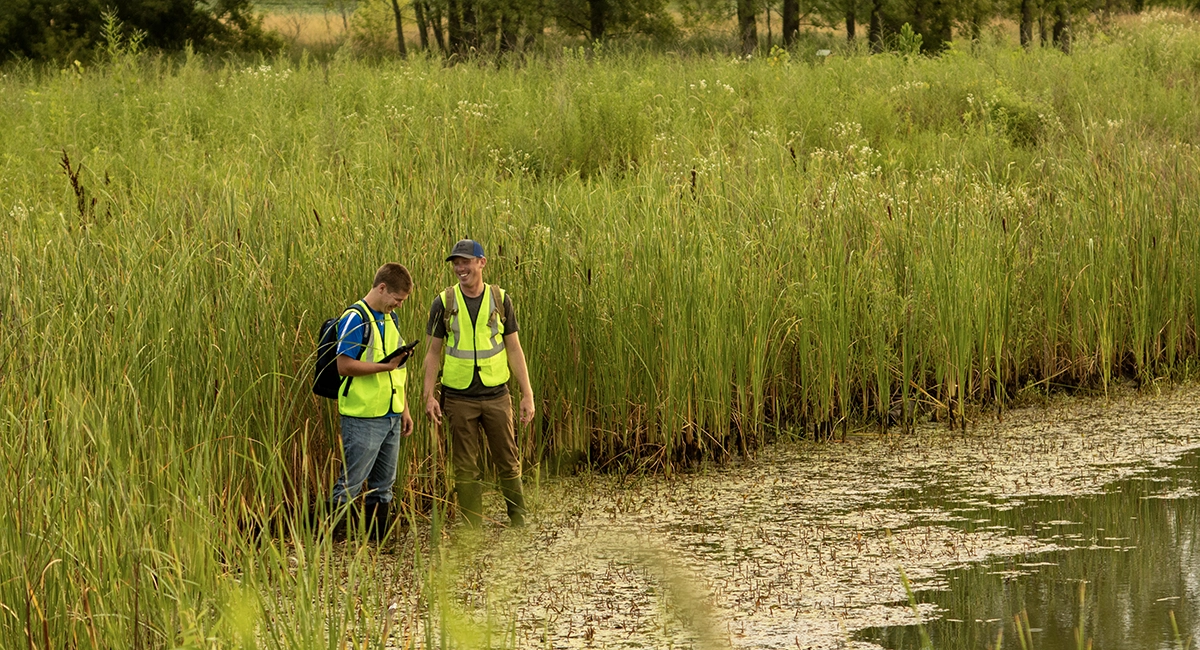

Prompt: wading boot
xmin=499 ymin=477 xmax=526 ymax=528
xmin=365 ymin=501 xmax=392 ymax=543
xmin=456 ymin=480 xmax=483 ymax=528
xmin=327 ymin=501 xmax=355 ymax=542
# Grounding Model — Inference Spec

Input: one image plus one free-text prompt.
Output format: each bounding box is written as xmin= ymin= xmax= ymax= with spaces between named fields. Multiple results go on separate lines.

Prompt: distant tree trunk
xmin=447 ymin=0 xmax=463 ymax=53
xmin=430 ymin=2 xmax=448 ymax=53
xmin=1038 ymin=5 xmax=1048 ymax=46
xmin=737 ymin=0 xmax=758 ymax=55
xmin=782 ymin=0 xmax=799 ymax=46
xmin=766 ymin=5 xmax=772 ymax=48
xmin=414 ymin=0 xmax=430 ymax=50
xmin=846 ymin=8 xmax=856 ymax=41
xmin=478 ymin=0 xmax=499 ymax=51
xmin=967 ymin=0 xmax=984 ymax=42
xmin=524 ymin=0 xmax=545 ymax=49
xmin=462 ymin=0 xmax=478 ymax=49
xmin=926 ymin=0 xmax=952 ymax=51
xmin=868 ymin=0 xmax=884 ymax=51
xmin=911 ymin=0 xmax=927 ymax=40
xmin=589 ymin=0 xmax=608 ymax=39
xmin=390 ymin=0 xmax=408 ymax=57
xmin=499 ymin=0 xmax=519 ymax=53
xmin=1019 ymin=0 xmax=1033 ymax=47
xmin=1052 ymin=0 xmax=1070 ymax=52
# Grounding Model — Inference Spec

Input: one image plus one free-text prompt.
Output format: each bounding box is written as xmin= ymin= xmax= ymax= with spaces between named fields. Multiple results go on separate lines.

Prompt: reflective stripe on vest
xmin=339 ymin=300 xmax=408 ymax=417
xmin=441 ymin=284 xmax=509 ymax=390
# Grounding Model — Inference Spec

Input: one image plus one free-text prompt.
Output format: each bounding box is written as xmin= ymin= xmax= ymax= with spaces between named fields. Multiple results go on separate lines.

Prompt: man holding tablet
xmin=330 ymin=262 xmax=416 ymax=540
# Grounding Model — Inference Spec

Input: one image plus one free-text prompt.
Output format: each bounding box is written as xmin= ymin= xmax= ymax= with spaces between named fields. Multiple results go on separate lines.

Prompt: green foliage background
xmin=0 ymin=0 xmax=278 ymax=62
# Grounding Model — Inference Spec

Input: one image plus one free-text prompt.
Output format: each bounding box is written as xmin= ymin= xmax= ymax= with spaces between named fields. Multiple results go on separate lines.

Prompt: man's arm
xmin=423 ymin=337 xmax=444 ymax=425
xmin=335 ymin=310 xmax=402 ymax=377
xmin=503 ymin=332 xmax=535 ymax=426
xmin=337 ymin=354 xmax=402 ymax=377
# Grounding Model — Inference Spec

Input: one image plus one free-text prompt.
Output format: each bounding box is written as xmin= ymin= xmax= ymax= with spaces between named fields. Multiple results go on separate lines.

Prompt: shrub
xmin=0 ymin=0 xmax=279 ymax=62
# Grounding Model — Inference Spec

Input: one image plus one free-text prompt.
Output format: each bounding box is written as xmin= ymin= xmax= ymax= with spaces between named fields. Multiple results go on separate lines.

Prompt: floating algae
xmin=374 ymin=385 xmax=1200 ymax=649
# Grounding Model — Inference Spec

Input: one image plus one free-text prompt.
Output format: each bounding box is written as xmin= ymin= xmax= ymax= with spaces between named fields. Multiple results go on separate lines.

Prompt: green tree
xmin=389 ymin=0 xmax=409 ymax=56
xmin=737 ymin=0 xmax=758 ymax=53
xmin=858 ymin=0 xmax=955 ymax=52
xmin=554 ymin=0 xmax=678 ymax=41
xmin=0 ymin=0 xmax=276 ymax=62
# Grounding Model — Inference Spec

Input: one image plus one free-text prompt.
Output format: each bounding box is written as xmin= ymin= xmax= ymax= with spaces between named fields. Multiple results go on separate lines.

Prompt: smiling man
xmin=330 ymin=263 xmax=416 ymax=541
xmin=423 ymin=239 xmax=535 ymax=528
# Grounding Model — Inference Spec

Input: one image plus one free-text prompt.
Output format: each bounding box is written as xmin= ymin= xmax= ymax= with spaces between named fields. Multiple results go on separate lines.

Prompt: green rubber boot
xmin=364 ymin=501 xmax=391 ymax=543
xmin=499 ymin=477 xmax=526 ymax=528
xmin=456 ymin=480 xmax=483 ymax=528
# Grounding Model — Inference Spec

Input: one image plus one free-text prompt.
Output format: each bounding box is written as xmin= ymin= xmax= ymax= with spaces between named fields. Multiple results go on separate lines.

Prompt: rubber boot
xmin=327 ymin=501 xmax=355 ymax=541
xmin=365 ymin=501 xmax=391 ymax=542
xmin=456 ymin=480 xmax=483 ymax=528
xmin=499 ymin=477 xmax=526 ymax=528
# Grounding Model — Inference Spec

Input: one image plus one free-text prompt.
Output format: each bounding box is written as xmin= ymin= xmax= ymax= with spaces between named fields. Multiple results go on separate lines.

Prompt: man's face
xmin=450 ymin=256 xmax=486 ymax=287
xmin=381 ymin=287 xmax=410 ymax=313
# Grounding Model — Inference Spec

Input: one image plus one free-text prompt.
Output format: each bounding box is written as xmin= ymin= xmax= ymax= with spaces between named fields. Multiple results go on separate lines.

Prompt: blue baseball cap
xmin=445 ymin=239 xmax=485 ymax=261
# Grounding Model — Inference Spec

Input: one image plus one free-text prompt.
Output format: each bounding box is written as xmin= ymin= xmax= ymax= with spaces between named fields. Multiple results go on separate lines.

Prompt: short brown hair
xmin=373 ymin=263 xmax=413 ymax=294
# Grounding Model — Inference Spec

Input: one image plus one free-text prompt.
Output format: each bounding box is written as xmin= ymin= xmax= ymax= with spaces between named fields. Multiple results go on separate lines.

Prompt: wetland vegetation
xmin=2 ymin=10 xmax=1200 ymax=648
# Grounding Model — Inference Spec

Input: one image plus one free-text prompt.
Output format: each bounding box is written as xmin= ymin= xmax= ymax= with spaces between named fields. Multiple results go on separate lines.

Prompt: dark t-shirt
xmin=426 ymin=288 xmax=519 ymax=400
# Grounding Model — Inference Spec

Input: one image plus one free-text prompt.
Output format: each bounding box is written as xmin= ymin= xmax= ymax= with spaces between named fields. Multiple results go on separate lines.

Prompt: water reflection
xmin=858 ymin=452 xmax=1200 ymax=649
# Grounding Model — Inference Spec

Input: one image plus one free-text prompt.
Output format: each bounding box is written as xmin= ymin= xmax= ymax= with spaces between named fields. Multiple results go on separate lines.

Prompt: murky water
xmin=386 ymin=386 xmax=1200 ymax=649
xmin=856 ymin=447 xmax=1200 ymax=649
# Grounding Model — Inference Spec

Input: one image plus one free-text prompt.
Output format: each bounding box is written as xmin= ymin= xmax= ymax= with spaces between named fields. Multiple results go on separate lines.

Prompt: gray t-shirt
xmin=426 ymin=288 xmax=519 ymax=400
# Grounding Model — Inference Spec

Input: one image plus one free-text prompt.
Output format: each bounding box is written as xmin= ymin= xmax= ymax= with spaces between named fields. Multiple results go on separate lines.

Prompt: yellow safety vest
xmin=338 ymin=300 xmax=408 ymax=417
xmin=441 ymin=284 xmax=509 ymax=390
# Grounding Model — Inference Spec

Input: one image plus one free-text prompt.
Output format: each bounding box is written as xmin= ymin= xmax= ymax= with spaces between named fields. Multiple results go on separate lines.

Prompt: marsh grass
xmin=2 ymin=11 xmax=1200 ymax=647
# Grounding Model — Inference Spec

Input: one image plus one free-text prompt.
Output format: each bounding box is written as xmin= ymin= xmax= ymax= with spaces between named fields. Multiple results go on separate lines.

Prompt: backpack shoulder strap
xmin=441 ymin=286 xmax=458 ymax=334
xmin=389 ymin=311 xmax=401 ymax=343
xmin=490 ymin=284 xmax=506 ymax=327
xmin=345 ymin=302 xmax=372 ymax=359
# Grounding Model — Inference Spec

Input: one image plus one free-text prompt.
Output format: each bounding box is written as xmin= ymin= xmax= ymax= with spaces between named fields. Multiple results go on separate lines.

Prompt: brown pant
xmin=444 ymin=394 xmax=522 ymax=482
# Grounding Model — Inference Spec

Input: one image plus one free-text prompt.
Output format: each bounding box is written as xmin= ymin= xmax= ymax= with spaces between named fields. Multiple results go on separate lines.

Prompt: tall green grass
xmin=2 ymin=11 xmax=1200 ymax=646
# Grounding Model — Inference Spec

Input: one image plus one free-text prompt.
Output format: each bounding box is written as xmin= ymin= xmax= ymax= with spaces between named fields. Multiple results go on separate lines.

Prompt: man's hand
xmin=401 ymin=409 xmax=414 ymax=436
xmin=337 ymin=353 xmax=402 ymax=377
xmin=519 ymin=394 xmax=535 ymax=426
xmin=423 ymin=339 xmax=445 ymax=428
xmin=425 ymin=394 xmax=443 ymax=426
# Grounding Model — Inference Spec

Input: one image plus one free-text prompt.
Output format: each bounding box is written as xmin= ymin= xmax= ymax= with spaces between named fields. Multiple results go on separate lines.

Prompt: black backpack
xmin=313 ymin=303 xmax=399 ymax=399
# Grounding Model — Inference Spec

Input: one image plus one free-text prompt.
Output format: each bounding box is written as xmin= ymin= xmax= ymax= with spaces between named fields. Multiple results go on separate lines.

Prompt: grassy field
xmin=1 ymin=10 xmax=1199 ymax=647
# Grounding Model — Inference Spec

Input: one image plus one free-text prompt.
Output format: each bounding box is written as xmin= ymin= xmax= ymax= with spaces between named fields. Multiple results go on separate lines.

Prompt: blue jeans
xmin=331 ymin=415 xmax=401 ymax=506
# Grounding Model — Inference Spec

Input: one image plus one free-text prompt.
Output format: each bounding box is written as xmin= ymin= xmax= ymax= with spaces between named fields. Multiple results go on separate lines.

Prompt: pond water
xmin=856 ymin=446 xmax=1199 ymax=649
xmin=383 ymin=386 xmax=1200 ymax=649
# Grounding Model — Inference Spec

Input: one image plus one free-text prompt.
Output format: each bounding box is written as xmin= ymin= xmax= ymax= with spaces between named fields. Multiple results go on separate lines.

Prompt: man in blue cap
xmin=422 ymin=239 xmax=535 ymax=527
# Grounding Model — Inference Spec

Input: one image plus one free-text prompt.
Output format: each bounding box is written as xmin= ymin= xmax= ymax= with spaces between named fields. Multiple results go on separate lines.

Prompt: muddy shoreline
xmin=377 ymin=385 xmax=1200 ymax=649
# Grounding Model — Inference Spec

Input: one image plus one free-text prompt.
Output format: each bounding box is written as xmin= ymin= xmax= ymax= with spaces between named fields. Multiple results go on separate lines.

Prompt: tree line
xmin=416 ymin=0 xmax=1195 ymax=54
xmin=2 ymin=0 xmax=1197 ymax=63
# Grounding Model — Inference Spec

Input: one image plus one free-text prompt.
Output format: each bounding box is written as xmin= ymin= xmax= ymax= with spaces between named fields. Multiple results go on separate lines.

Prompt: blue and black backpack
xmin=313 ymin=304 xmax=400 ymax=399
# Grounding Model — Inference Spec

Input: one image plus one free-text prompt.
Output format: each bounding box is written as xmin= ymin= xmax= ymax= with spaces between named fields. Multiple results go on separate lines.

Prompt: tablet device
xmin=381 ymin=339 xmax=419 ymax=364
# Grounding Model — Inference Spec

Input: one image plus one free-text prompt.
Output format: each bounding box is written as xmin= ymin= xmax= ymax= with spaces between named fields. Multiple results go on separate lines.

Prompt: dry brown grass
xmin=261 ymin=10 xmax=349 ymax=48
xmin=262 ymin=8 xmax=447 ymax=50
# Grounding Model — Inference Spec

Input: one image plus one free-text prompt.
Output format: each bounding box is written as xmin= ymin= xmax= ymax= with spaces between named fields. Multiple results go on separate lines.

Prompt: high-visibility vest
xmin=338 ymin=300 xmax=408 ymax=417
xmin=441 ymin=284 xmax=509 ymax=390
